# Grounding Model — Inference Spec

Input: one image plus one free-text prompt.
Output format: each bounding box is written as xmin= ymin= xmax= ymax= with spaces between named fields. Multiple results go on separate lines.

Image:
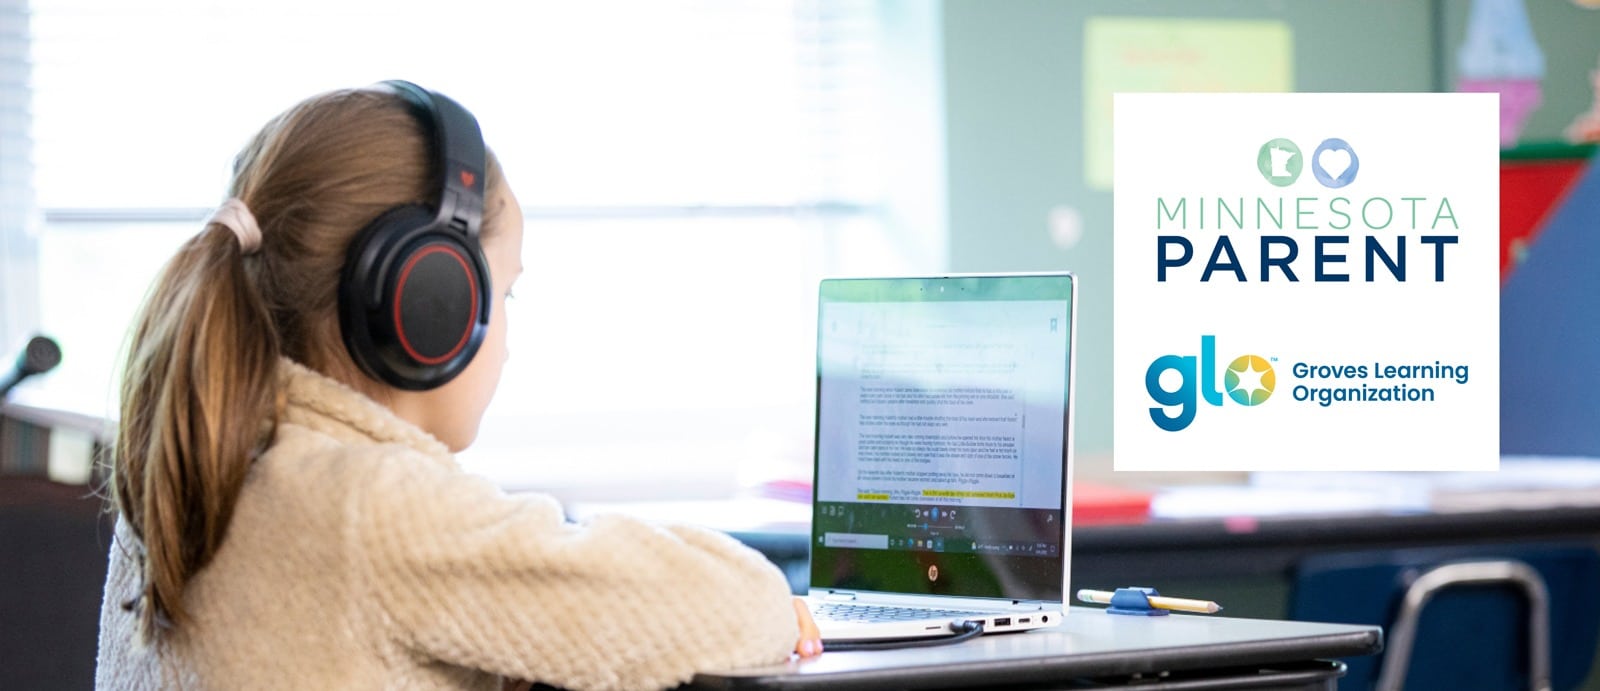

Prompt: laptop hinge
xmin=822 ymin=592 xmax=857 ymax=602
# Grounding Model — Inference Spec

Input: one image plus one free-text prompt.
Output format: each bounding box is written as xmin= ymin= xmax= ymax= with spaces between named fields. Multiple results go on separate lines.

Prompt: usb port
xmin=1018 ymin=617 xmax=1031 ymax=624
xmin=993 ymin=617 xmax=1011 ymax=627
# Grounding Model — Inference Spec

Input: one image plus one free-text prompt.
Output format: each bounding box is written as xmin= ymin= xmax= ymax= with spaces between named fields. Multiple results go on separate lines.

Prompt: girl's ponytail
xmin=113 ymin=219 xmax=281 ymax=642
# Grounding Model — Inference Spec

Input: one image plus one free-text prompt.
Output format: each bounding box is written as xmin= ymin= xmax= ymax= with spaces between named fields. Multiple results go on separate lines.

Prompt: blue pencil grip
xmin=1106 ymin=586 xmax=1169 ymax=616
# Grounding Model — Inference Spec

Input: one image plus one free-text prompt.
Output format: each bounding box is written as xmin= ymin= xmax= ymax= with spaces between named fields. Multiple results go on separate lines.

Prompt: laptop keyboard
xmin=812 ymin=602 xmax=994 ymax=623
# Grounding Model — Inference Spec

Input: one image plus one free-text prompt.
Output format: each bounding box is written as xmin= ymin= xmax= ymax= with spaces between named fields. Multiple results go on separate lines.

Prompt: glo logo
xmin=1145 ymin=336 xmax=1275 ymax=431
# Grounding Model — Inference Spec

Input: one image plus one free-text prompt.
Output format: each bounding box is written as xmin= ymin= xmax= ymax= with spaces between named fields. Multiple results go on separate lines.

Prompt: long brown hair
xmin=112 ymin=87 xmax=505 ymax=641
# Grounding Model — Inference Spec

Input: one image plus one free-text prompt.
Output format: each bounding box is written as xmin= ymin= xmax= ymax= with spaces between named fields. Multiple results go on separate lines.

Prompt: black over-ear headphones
xmin=338 ymin=80 xmax=491 ymax=391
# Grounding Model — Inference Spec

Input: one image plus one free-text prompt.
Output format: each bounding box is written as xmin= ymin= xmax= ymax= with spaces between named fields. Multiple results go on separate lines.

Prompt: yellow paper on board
xmin=1084 ymin=18 xmax=1294 ymax=190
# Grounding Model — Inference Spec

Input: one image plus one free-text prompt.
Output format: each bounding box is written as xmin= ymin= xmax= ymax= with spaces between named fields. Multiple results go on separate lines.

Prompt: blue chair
xmin=1289 ymin=543 xmax=1600 ymax=691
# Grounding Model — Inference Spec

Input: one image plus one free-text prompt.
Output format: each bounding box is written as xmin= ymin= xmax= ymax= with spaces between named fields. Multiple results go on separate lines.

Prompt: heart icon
xmin=1318 ymin=148 xmax=1352 ymax=180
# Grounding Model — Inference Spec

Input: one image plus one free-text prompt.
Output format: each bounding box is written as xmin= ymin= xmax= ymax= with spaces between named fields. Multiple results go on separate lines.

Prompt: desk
xmin=722 ymin=503 xmax=1600 ymax=597
xmin=689 ymin=607 xmax=1382 ymax=690
xmin=1072 ymin=503 xmax=1600 ymax=584
xmin=572 ymin=471 xmax=1600 ymax=590
xmin=713 ymin=504 xmax=1600 ymax=689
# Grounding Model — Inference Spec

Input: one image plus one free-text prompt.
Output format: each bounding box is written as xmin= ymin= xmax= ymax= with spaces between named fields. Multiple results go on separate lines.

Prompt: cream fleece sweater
xmin=95 ymin=360 xmax=798 ymax=690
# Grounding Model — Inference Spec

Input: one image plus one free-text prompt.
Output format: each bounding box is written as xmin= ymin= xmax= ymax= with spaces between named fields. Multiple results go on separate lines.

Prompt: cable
xmin=821 ymin=620 xmax=985 ymax=652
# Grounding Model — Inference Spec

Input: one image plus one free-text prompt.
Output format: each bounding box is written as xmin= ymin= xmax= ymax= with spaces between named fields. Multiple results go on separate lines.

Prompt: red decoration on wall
xmin=1500 ymin=159 xmax=1588 ymax=281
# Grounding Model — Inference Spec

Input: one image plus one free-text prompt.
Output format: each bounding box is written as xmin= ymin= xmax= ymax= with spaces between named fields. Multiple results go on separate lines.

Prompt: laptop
xmin=805 ymin=273 xmax=1078 ymax=642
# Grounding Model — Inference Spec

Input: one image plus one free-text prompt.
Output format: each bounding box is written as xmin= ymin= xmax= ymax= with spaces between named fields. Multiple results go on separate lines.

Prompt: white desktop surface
xmin=697 ymin=606 xmax=1381 ymax=686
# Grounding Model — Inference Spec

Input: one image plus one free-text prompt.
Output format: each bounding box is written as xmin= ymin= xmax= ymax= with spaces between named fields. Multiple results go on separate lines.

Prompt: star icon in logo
xmin=1225 ymin=355 xmax=1275 ymax=406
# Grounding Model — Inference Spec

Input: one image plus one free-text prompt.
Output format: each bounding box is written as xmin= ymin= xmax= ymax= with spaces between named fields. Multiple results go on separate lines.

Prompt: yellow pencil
xmin=1076 ymin=589 xmax=1223 ymax=614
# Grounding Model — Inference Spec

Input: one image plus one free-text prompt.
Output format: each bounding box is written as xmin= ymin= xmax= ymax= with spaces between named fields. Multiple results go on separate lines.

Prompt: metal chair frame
xmin=1375 ymin=559 xmax=1551 ymax=691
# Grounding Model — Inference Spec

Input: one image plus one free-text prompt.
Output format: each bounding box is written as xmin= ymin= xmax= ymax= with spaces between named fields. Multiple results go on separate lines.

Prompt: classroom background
xmin=3 ymin=0 xmax=1600 ymax=689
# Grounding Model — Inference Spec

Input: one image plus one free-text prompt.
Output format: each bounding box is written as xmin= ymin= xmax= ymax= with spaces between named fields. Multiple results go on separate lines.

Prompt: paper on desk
xmin=1251 ymin=456 xmax=1600 ymax=492
xmin=1149 ymin=485 xmax=1427 ymax=520
xmin=564 ymin=496 xmax=812 ymax=533
xmin=1242 ymin=456 xmax=1600 ymax=514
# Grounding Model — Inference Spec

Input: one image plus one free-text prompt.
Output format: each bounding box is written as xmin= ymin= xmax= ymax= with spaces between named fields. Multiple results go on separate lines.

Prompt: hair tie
xmin=206 ymin=198 xmax=262 ymax=255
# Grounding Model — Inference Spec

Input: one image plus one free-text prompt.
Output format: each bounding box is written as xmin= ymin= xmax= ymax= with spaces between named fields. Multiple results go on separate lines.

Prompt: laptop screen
xmin=810 ymin=274 xmax=1075 ymax=602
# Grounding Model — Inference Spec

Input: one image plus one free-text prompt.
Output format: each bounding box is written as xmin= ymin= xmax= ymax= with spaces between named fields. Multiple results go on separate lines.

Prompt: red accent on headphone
xmin=460 ymin=169 xmax=476 ymax=189
xmin=393 ymin=245 xmax=479 ymax=366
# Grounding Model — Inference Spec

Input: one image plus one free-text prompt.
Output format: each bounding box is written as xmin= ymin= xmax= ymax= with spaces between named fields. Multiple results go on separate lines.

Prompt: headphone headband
xmin=382 ymin=80 xmax=486 ymax=239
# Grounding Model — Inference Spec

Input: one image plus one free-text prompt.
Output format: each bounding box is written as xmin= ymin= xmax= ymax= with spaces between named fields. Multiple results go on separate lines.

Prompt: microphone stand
xmin=0 ymin=336 xmax=62 ymax=473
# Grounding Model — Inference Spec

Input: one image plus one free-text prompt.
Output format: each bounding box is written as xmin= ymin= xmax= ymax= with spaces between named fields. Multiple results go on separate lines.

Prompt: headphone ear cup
xmin=340 ymin=205 xmax=491 ymax=390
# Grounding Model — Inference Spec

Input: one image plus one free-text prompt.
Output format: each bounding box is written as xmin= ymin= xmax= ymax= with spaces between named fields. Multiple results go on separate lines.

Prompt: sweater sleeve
xmin=353 ymin=449 xmax=799 ymax=691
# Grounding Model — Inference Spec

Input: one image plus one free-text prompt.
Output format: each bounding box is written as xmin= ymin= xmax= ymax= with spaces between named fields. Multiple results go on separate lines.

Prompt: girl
xmin=95 ymin=83 xmax=821 ymax=690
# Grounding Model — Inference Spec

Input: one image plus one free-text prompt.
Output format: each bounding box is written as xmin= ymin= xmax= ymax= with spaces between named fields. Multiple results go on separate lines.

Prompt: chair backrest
xmin=1289 ymin=543 xmax=1600 ymax=691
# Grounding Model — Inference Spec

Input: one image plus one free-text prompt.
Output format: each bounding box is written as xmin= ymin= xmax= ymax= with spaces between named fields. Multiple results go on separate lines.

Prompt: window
xmin=16 ymin=0 xmax=945 ymax=498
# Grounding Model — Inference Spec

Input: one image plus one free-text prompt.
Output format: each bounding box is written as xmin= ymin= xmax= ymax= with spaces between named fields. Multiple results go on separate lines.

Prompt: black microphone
xmin=0 ymin=335 xmax=62 ymax=401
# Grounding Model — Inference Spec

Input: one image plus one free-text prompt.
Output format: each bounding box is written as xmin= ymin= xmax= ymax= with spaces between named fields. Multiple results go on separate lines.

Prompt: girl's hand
xmin=792 ymin=597 xmax=824 ymax=658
